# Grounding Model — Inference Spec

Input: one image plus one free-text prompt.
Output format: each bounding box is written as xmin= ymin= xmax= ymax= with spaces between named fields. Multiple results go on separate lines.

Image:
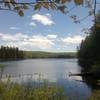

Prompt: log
xmin=69 ymin=72 xmax=95 ymax=77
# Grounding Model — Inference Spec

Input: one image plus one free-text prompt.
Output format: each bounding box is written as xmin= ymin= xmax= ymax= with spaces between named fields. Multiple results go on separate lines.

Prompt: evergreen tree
xmin=78 ymin=11 xmax=100 ymax=72
xmin=0 ymin=46 xmax=24 ymax=60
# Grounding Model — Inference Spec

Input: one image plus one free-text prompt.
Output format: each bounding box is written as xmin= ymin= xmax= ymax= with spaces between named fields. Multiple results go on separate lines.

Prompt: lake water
xmin=0 ymin=59 xmax=91 ymax=100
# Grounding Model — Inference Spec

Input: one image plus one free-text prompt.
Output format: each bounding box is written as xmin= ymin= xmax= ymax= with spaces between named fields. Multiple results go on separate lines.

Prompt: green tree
xmin=0 ymin=46 xmax=24 ymax=60
xmin=77 ymin=11 xmax=100 ymax=72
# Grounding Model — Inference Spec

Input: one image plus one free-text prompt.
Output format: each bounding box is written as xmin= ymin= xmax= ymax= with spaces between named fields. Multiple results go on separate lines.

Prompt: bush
xmin=88 ymin=90 xmax=100 ymax=100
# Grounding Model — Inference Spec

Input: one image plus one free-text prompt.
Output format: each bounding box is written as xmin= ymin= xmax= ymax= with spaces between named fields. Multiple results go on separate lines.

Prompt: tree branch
xmin=66 ymin=6 xmax=77 ymax=14
xmin=0 ymin=1 xmax=55 ymax=4
xmin=79 ymin=15 xmax=90 ymax=23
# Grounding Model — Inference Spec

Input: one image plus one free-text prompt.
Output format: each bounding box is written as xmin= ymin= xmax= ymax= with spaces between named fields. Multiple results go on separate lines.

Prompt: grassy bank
xmin=0 ymin=80 xmax=67 ymax=100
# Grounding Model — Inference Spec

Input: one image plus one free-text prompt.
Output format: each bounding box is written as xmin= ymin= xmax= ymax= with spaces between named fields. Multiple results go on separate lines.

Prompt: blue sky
xmin=0 ymin=1 xmax=99 ymax=52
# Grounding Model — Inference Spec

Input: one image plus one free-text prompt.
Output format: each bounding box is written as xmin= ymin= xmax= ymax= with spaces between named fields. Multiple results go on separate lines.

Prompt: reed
xmin=0 ymin=75 xmax=67 ymax=100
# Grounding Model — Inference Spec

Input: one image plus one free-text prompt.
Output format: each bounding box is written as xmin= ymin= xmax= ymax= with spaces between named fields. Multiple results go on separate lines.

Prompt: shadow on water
xmin=72 ymin=66 xmax=100 ymax=100
xmin=81 ymin=74 xmax=100 ymax=100
xmin=80 ymin=68 xmax=100 ymax=90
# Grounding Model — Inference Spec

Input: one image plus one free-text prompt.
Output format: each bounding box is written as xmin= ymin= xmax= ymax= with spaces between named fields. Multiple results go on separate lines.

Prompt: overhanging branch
xmin=0 ymin=1 xmax=55 ymax=4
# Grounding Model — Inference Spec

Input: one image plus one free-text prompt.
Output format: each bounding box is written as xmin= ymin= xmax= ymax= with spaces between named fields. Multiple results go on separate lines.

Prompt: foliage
xmin=0 ymin=0 xmax=94 ymax=17
xmin=24 ymin=51 xmax=77 ymax=58
xmin=0 ymin=46 xmax=24 ymax=60
xmin=90 ymin=64 xmax=100 ymax=73
xmin=0 ymin=80 xmax=67 ymax=100
xmin=88 ymin=90 xmax=100 ymax=100
xmin=0 ymin=45 xmax=77 ymax=60
xmin=77 ymin=11 xmax=100 ymax=72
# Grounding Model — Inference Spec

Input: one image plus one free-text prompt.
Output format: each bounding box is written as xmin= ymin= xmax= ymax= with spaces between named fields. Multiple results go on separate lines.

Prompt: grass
xmin=88 ymin=90 xmax=100 ymax=100
xmin=0 ymin=65 xmax=67 ymax=100
xmin=0 ymin=78 xmax=67 ymax=100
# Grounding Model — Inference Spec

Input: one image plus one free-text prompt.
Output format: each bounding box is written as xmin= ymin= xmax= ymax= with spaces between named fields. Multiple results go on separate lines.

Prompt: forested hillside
xmin=0 ymin=46 xmax=77 ymax=60
xmin=24 ymin=51 xmax=77 ymax=58
xmin=0 ymin=46 xmax=24 ymax=60
xmin=78 ymin=12 xmax=100 ymax=73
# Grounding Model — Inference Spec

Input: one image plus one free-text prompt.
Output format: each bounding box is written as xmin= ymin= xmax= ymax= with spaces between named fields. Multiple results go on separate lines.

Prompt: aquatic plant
xmin=0 ymin=78 xmax=67 ymax=100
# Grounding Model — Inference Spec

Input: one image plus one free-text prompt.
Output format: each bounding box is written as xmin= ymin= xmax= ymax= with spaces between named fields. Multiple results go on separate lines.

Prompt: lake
xmin=0 ymin=58 xmax=92 ymax=100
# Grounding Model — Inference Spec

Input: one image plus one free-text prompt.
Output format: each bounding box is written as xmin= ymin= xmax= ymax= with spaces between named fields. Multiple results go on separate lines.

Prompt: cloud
xmin=9 ymin=27 xmax=19 ymax=30
xmin=0 ymin=33 xmax=85 ymax=52
xmin=62 ymin=35 xmax=85 ymax=44
xmin=0 ymin=33 xmax=29 ymax=41
xmin=0 ymin=33 xmax=55 ymax=50
xmin=47 ymin=34 xmax=57 ymax=39
xmin=29 ymin=22 xmax=36 ymax=26
xmin=28 ymin=35 xmax=54 ymax=49
xmin=32 ymin=14 xmax=54 ymax=26
xmin=45 ymin=13 xmax=52 ymax=18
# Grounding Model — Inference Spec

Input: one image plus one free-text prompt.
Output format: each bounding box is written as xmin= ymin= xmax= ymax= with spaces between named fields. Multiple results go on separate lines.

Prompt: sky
xmin=0 ymin=1 xmax=99 ymax=52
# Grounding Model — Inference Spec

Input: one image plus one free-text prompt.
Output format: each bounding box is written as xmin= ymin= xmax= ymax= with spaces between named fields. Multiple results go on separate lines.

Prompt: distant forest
xmin=0 ymin=46 xmax=24 ymax=60
xmin=0 ymin=46 xmax=77 ymax=60
xmin=24 ymin=51 xmax=77 ymax=58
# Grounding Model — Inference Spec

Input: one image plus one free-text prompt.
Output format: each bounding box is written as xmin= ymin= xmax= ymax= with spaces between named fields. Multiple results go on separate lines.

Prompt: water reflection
xmin=79 ymin=68 xmax=100 ymax=100
xmin=0 ymin=59 xmax=92 ymax=100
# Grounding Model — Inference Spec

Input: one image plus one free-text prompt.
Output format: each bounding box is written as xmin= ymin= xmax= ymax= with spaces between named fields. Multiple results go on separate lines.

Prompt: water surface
xmin=0 ymin=59 xmax=91 ymax=100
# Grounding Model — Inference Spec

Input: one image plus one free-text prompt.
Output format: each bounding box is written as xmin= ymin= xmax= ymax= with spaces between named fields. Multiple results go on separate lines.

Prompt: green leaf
xmin=34 ymin=3 xmax=42 ymax=10
xmin=10 ymin=0 xmax=16 ymax=6
xmin=74 ymin=0 xmax=83 ymax=5
xmin=58 ymin=6 xmax=66 ymax=13
xmin=23 ymin=4 xmax=29 ymax=10
xmin=96 ymin=24 xmax=100 ymax=28
xmin=61 ymin=0 xmax=69 ymax=4
xmin=49 ymin=3 xmax=57 ymax=10
xmin=14 ymin=6 xmax=20 ymax=10
xmin=43 ymin=3 xmax=49 ymax=10
xmin=18 ymin=10 xmax=24 ymax=16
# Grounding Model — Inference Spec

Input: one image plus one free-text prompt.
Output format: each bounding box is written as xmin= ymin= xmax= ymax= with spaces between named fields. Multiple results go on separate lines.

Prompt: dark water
xmin=0 ymin=59 xmax=91 ymax=100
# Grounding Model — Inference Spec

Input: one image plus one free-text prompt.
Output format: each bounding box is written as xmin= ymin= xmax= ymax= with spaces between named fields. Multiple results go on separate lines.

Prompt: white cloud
xmin=28 ymin=35 xmax=54 ymax=49
xmin=0 ymin=33 xmax=85 ymax=52
xmin=9 ymin=27 xmax=18 ymax=30
xmin=62 ymin=35 xmax=85 ymax=44
xmin=45 ymin=13 xmax=52 ymax=18
xmin=0 ymin=33 xmax=55 ymax=50
xmin=47 ymin=34 xmax=57 ymax=39
xmin=29 ymin=22 xmax=36 ymax=26
xmin=0 ymin=33 xmax=29 ymax=41
xmin=32 ymin=14 xmax=54 ymax=26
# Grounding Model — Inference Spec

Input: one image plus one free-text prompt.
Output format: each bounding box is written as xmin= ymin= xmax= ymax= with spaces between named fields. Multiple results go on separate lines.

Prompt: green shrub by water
xmin=0 ymin=80 xmax=67 ymax=100
xmin=88 ymin=90 xmax=100 ymax=100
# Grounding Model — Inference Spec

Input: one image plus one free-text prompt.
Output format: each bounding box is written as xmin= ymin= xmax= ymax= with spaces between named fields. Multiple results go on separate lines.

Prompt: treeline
xmin=77 ymin=12 xmax=100 ymax=73
xmin=24 ymin=51 xmax=77 ymax=59
xmin=0 ymin=46 xmax=24 ymax=60
xmin=0 ymin=46 xmax=77 ymax=60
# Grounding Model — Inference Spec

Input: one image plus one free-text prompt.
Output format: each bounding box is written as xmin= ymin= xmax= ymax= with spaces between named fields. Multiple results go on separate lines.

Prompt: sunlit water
xmin=0 ymin=59 xmax=91 ymax=100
